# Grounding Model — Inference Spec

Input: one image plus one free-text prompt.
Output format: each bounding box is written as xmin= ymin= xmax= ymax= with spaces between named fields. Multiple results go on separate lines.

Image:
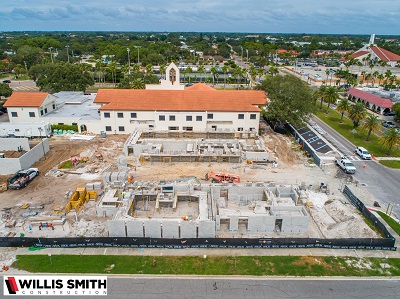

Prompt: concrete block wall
xmin=126 ymin=220 xmax=144 ymax=237
xmin=162 ymin=220 xmax=180 ymax=238
xmin=19 ymin=139 xmax=50 ymax=170
xmin=198 ymin=220 xmax=216 ymax=238
xmin=0 ymin=138 xmax=30 ymax=151
xmin=107 ymin=220 xmax=126 ymax=237
xmin=248 ymin=215 xmax=275 ymax=233
xmin=144 ymin=220 xmax=162 ymax=238
xmin=0 ymin=158 xmax=21 ymax=175
xmin=180 ymin=221 xmax=197 ymax=238
xmin=229 ymin=216 xmax=239 ymax=232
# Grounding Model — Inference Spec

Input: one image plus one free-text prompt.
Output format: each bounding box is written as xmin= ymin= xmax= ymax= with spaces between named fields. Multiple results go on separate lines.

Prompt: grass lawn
xmin=12 ymin=255 xmax=400 ymax=276
xmin=379 ymin=160 xmax=400 ymax=169
xmin=315 ymin=105 xmax=400 ymax=157
xmin=376 ymin=211 xmax=400 ymax=236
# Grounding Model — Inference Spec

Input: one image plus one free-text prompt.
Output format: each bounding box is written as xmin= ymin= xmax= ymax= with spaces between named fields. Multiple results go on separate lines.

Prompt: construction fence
xmin=287 ymin=124 xmax=321 ymax=166
xmin=342 ymin=185 xmax=395 ymax=240
xmin=0 ymin=235 xmax=395 ymax=250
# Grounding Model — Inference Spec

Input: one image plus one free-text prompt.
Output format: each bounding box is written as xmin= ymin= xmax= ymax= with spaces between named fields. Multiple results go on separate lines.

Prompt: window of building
xmin=168 ymin=126 xmax=179 ymax=131
xmin=250 ymin=114 xmax=257 ymax=119
xmin=169 ymin=115 xmax=176 ymax=121
xmin=250 ymin=127 xmax=256 ymax=132
xmin=159 ymin=115 xmax=165 ymax=121
xmin=117 ymin=112 xmax=124 ymax=118
xmin=183 ymin=127 xmax=193 ymax=131
xmin=105 ymin=126 xmax=112 ymax=131
xmin=29 ymin=112 xmax=35 ymax=117
xmin=186 ymin=115 xmax=192 ymax=121
xmin=44 ymin=108 xmax=48 ymax=114
xmin=52 ymin=104 xmax=56 ymax=110
xmin=72 ymin=123 xmax=77 ymax=126
xmin=207 ymin=113 xmax=213 ymax=119
xmin=238 ymin=114 xmax=244 ymax=119
xmin=58 ymin=123 xmax=64 ymax=125
xmin=40 ymin=110 xmax=44 ymax=116
xmin=237 ymin=127 xmax=243 ymax=132
xmin=196 ymin=116 xmax=202 ymax=121
xmin=11 ymin=112 xmax=18 ymax=117
xmin=104 ymin=112 xmax=110 ymax=118
xmin=15 ymin=129 xmax=20 ymax=132
xmin=131 ymin=112 xmax=137 ymax=118
xmin=118 ymin=126 xmax=125 ymax=132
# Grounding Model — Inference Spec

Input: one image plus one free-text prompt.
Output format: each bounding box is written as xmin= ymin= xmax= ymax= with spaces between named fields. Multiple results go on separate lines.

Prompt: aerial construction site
xmin=0 ymin=122 xmax=383 ymax=244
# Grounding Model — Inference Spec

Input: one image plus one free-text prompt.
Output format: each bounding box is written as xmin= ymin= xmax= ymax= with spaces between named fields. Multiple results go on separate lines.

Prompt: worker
xmin=39 ymin=222 xmax=43 ymax=230
xmin=122 ymin=191 xmax=126 ymax=199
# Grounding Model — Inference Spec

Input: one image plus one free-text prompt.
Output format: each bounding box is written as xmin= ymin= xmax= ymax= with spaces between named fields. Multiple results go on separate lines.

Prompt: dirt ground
xmin=0 ymin=126 xmax=381 ymax=241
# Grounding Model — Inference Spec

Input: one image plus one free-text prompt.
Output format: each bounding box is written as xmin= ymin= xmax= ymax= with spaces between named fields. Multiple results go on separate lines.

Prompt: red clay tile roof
xmin=347 ymin=88 xmax=393 ymax=109
xmin=185 ymin=83 xmax=216 ymax=91
xmin=370 ymin=46 xmax=400 ymax=62
xmin=3 ymin=92 xmax=49 ymax=107
xmin=349 ymin=51 xmax=369 ymax=59
xmin=94 ymin=85 xmax=267 ymax=112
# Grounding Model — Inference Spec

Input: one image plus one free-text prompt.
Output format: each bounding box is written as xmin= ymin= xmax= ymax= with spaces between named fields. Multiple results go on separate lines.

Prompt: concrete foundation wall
xmin=180 ymin=221 xmax=197 ymax=238
xmin=162 ymin=220 xmax=180 ymax=238
xmin=198 ymin=220 xmax=216 ymax=238
xmin=229 ymin=216 xmax=239 ymax=232
xmin=248 ymin=215 xmax=275 ymax=233
xmin=0 ymin=158 xmax=21 ymax=175
xmin=19 ymin=139 xmax=50 ymax=170
xmin=280 ymin=215 xmax=309 ymax=233
xmin=144 ymin=220 xmax=162 ymax=238
xmin=0 ymin=138 xmax=30 ymax=151
xmin=126 ymin=220 xmax=144 ymax=237
xmin=107 ymin=220 xmax=126 ymax=237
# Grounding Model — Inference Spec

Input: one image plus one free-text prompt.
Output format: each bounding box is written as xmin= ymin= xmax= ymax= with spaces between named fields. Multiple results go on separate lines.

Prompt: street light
xmin=38 ymin=127 xmax=46 ymax=160
xmin=127 ymin=48 xmax=131 ymax=75
xmin=134 ymin=46 xmax=142 ymax=66
xmin=23 ymin=61 xmax=28 ymax=75
xmin=65 ymin=45 xmax=70 ymax=63
xmin=246 ymin=49 xmax=249 ymax=62
xmin=48 ymin=47 xmax=54 ymax=64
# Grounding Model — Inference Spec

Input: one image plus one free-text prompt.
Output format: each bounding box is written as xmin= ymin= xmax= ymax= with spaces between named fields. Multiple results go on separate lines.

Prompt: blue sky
xmin=1 ymin=0 xmax=399 ymax=34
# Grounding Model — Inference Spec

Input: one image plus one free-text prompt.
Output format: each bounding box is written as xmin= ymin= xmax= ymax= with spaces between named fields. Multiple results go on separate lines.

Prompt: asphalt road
xmin=1 ymin=276 xmax=399 ymax=298
xmin=312 ymin=116 xmax=400 ymax=216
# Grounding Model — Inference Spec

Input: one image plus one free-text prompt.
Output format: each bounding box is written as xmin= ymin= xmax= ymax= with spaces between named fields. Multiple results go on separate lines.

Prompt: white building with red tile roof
xmin=4 ymin=92 xmax=58 ymax=123
xmin=349 ymin=34 xmax=400 ymax=67
xmin=94 ymin=84 xmax=267 ymax=134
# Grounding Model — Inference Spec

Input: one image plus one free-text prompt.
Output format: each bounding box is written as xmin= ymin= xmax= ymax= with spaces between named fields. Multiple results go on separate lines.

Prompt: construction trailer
xmin=0 ymin=122 xmax=52 ymax=138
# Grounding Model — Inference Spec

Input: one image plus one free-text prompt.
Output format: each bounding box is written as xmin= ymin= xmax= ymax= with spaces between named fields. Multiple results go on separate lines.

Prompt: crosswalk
xmin=12 ymin=86 xmax=40 ymax=91
xmin=343 ymin=155 xmax=374 ymax=162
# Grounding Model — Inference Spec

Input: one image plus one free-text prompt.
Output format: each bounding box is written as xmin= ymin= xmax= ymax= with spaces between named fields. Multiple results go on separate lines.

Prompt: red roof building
xmin=347 ymin=88 xmax=393 ymax=114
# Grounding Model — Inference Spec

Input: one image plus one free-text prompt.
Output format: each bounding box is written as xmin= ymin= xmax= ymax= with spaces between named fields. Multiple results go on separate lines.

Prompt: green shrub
xmin=51 ymin=124 xmax=78 ymax=131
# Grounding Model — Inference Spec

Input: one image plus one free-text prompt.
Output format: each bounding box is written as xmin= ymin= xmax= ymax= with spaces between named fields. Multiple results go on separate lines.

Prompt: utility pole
xmin=48 ymin=47 xmax=54 ymax=64
xmin=65 ymin=45 xmax=70 ymax=63
xmin=127 ymin=48 xmax=131 ymax=75
xmin=134 ymin=46 xmax=142 ymax=66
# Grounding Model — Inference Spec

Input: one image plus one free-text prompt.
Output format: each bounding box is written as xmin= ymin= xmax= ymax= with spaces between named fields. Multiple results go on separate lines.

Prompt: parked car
xmin=383 ymin=111 xmax=396 ymax=116
xmin=382 ymin=121 xmax=396 ymax=128
xmin=0 ymin=106 xmax=7 ymax=113
xmin=335 ymin=157 xmax=356 ymax=174
xmin=355 ymin=146 xmax=372 ymax=160
xmin=2 ymin=79 xmax=11 ymax=83
xmin=8 ymin=168 xmax=39 ymax=189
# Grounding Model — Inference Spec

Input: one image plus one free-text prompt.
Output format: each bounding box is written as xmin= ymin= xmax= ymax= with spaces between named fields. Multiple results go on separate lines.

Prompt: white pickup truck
xmin=335 ymin=157 xmax=356 ymax=174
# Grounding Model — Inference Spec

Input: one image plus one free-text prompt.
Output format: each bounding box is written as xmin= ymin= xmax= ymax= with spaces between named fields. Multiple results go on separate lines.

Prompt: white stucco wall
xmin=99 ymin=110 xmax=260 ymax=134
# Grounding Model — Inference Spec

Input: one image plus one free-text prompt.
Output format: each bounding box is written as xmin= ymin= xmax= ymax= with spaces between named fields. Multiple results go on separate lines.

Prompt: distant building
xmin=349 ymin=34 xmax=400 ymax=67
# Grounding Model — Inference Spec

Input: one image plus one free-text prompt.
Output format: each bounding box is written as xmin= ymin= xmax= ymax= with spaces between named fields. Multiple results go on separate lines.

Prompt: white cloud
xmin=0 ymin=0 xmax=399 ymax=34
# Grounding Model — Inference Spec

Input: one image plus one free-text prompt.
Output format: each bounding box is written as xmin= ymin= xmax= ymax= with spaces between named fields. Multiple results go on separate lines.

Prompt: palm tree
xmin=318 ymin=85 xmax=327 ymax=109
xmin=361 ymin=114 xmax=380 ymax=141
xmin=210 ymin=66 xmax=217 ymax=86
xmin=215 ymin=73 xmax=219 ymax=85
xmin=348 ymin=102 xmax=367 ymax=128
xmin=197 ymin=65 xmax=205 ymax=83
xmin=311 ymin=90 xmax=320 ymax=106
xmin=380 ymin=128 xmax=400 ymax=155
xmin=336 ymin=98 xmax=350 ymax=123
xmin=185 ymin=66 xmax=192 ymax=84
xmin=384 ymin=70 xmax=392 ymax=86
xmin=160 ymin=64 xmax=167 ymax=78
xmin=221 ymin=65 xmax=228 ymax=89
xmin=377 ymin=73 xmax=384 ymax=86
xmin=132 ymin=78 xmax=145 ymax=89
xmin=372 ymin=71 xmax=379 ymax=87
xmin=323 ymin=86 xmax=339 ymax=112
xmin=108 ymin=61 xmax=117 ymax=87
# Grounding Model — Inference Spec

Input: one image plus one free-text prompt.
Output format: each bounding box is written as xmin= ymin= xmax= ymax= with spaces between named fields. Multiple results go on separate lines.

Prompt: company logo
xmin=3 ymin=276 xmax=107 ymax=296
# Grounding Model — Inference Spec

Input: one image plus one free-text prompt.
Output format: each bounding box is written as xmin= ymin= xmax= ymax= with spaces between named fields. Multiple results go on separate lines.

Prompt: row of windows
xmin=105 ymin=126 xmax=125 ymax=132
xmin=104 ymin=112 xmax=257 ymax=120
